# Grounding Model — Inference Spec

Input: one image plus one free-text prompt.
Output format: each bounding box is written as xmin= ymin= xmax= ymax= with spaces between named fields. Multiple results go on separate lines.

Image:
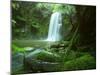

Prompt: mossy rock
xmin=26 ymin=50 xmax=61 ymax=62
xmin=24 ymin=50 xmax=62 ymax=72
xmin=62 ymin=54 xmax=96 ymax=71
xmin=24 ymin=58 xmax=61 ymax=72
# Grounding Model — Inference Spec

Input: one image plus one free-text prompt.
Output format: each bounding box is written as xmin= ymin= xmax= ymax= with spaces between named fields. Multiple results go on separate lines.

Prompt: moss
xmin=64 ymin=50 xmax=78 ymax=61
xmin=12 ymin=44 xmax=25 ymax=53
xmin=26 ymin=50 xmax=61 ymax=62
xmin=36 ymin=51 xmax=61 ymax=62
xmin=62 ymin=54 xmax=96 ymax=71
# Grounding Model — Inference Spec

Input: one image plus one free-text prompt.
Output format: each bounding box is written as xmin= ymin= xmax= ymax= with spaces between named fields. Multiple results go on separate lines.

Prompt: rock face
xmin=24 ymin=49 xmax=61 ymax=72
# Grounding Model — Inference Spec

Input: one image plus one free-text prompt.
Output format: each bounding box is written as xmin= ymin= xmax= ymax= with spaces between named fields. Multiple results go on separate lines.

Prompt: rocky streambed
xmin=12 ymin=47 xmax=62 ymax=74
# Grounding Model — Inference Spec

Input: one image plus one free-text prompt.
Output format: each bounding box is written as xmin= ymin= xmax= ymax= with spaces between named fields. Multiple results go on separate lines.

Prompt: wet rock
xmin=25 ymin=49 xmax=60 ymax=62
xmin=24 ymin=50 xmax=61 ymax=72
xmin=50 ymin=44 xmax=60 ymax=48
xmin=25 ymin=59 xmax=61 ymax=72
xmin=12 ymin=52 xmax=24 ymax=74
xmin=24 ymin=47 xmax=34 ymax=52
xmin=50 ymin=41 xmax=69 ymax=49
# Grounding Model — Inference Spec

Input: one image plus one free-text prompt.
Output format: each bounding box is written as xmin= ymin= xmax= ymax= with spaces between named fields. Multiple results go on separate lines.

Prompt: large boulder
xmin=25 ymin=49 xmax=61 ymax=62
xmin=25 ymin=59 xmax=61 ymax=72
xmin=24 ymin=49 xmax=61 ymax=72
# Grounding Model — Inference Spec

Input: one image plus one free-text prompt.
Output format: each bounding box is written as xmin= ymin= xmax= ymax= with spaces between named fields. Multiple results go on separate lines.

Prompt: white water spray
xmin=46 ymin=12 xmax=62 ymax=41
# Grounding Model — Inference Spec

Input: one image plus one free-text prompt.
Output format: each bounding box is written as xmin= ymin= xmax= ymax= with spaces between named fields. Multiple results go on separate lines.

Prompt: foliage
xmin=62 ymin=54 xmax=96 ymax=70
xmin=12 ymin=1 xmax=19 ymax=10
xmin=12 ymin=44 xmax=25 ymax=53
xmin=12 ymin=1 xmax=76 ymax=39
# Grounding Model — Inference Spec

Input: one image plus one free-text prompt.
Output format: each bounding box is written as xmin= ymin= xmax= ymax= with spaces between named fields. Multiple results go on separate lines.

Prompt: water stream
xmin=46 ymin=12 xmax=62 ymax=41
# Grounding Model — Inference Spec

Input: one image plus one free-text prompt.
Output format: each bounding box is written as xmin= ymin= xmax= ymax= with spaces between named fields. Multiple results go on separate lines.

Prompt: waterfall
xmin=46 ymin=12 xmax=62 ymax=41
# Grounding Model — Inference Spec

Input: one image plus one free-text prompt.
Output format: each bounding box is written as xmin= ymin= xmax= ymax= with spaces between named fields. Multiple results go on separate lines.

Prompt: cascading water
xmin=46 ymin=12 xmax=62 ymax=41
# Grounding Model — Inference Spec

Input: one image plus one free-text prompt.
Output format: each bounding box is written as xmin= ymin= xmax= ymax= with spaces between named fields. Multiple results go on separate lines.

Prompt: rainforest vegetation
xmin=11 ymin=1 xmax=96 ymax=74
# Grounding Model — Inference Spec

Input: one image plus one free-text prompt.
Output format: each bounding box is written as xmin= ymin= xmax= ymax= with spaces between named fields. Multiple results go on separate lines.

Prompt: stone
xmin=24 ymin=50 xmax=61 ymax=72
xmin=25 ymin=59 xmax=60 ymax=72
xmin=25 ymin=49 xmax=60 ymax=62
xmin=24 ymin=47 xmax=34 ymax=52
xmin=12 ymin=52 xmax=24 ymax=74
